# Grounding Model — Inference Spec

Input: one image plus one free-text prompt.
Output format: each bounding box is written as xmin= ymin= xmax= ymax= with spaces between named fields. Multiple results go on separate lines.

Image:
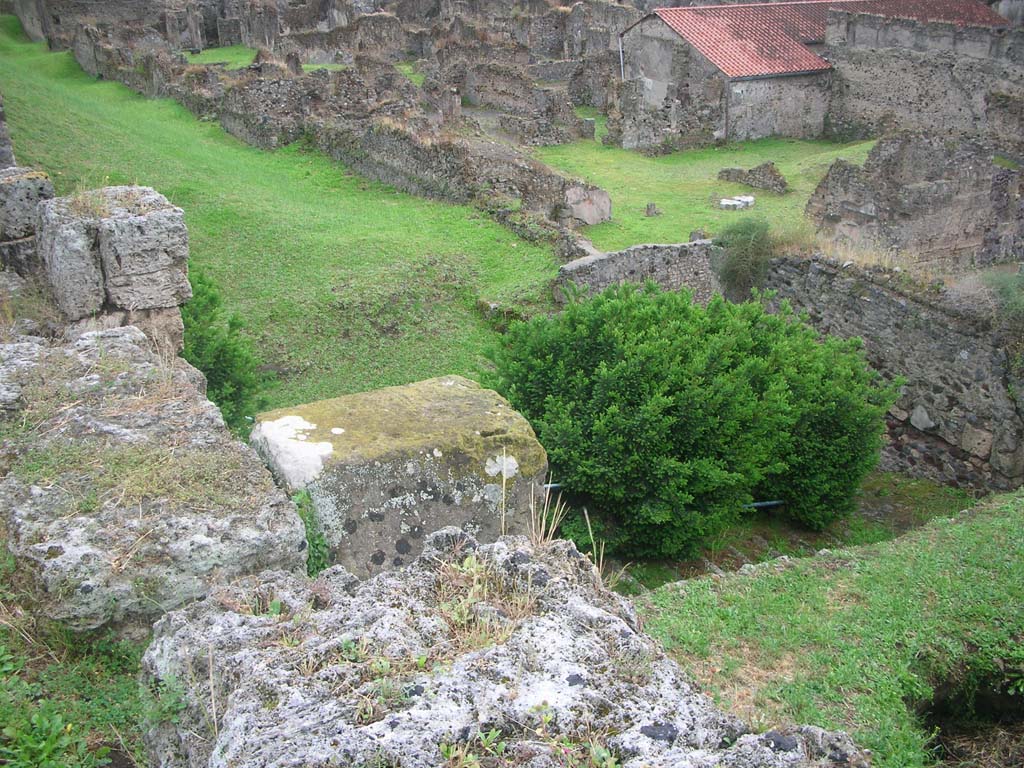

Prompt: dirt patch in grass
xmin=682 ymin=644 xmax=801 ymax=731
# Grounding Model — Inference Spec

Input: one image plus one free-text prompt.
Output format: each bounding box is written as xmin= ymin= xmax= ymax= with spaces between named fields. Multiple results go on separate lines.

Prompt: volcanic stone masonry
xmin=807 ymin=133 xmax=1023 ymax=272
xmin=765 ymin=255 xmax=1024 ymax=492
xmin=554 ymin=240 xmax=723 ymax=306
xmin=251 ymin=375 xmax=549 ymax=578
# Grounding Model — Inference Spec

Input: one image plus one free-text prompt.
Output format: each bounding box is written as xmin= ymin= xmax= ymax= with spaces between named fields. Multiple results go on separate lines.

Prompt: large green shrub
xmin=487 ymin=284 xmax=896 ymax=558
xmin=712 ymin=218 xmax=774 ymax=301
xmin=182 ymin=270 xmax=265 ymax=433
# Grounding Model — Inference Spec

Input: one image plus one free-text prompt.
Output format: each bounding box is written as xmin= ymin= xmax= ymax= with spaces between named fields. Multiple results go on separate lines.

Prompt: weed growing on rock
xmin=293 ymin=491 xmax=329 ymax=576
xmin=440 ymin=729 xmax=508 ymax=767
xmin=435 ymin=554 xmax=537 ymax=653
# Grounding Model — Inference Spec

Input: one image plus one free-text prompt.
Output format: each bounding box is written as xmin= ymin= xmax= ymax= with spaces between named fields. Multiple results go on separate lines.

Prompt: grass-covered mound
xmin=0 ymin=15 xmax=558 ymax=411
xmin=639 ymin=491 xmax=1024 ymax=767
xmin=536 ymin=134 xmax=875 ymax=252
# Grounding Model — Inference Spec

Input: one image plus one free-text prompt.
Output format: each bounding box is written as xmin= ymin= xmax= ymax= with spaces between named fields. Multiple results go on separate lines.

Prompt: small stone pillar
xmin=36 ymin=186 xmax=192 ymax=354
xmin=0 ymin=167 xmax=54 ymax=276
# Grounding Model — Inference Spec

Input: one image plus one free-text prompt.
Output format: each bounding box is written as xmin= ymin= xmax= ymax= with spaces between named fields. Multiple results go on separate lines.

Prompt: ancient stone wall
xmin=0 ymin=183 xmax=307 ymax=637
xmin=727 ymin=72 xmax=830 ymax=141
xmin=825 ymin=12 xmax=1024 ymax=159
xmin=568 ymin=49 xmax=617 ymax=108
xmin=35 ymin=186 xmax=193 ymax=354
xmin=807 ymin=133 xmax=1023 ymax=272
xmin=275 ymin=12 xmax=405 ymax=62
xmin=718 ymin=161 xmax=789 ymax=193
xmin=765 ymin=255 xmax=1024 ymax=492
xmin=612 ymin=18 xmax=727 ymax=150
xmin=554 ymin=240 xmax=722 ymax=305
xmin=68 ymin=30 xmax=612 ymax=229
xmin=0 ymin=166 xmax=54 ymax=276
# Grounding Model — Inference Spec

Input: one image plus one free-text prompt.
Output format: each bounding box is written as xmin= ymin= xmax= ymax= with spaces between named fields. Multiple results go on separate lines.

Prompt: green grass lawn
xmin=0 ymin=16 xmax=557 ymax=410
xmin=396 ymin=62 xmax=425 ymax=87
xmin=184 ymin=44 xmax=257 ymax=68
xmin=537 ymin=134 xmax=874 ymax=252
xmin=639 ymin=491 xmax=1024 ymax=767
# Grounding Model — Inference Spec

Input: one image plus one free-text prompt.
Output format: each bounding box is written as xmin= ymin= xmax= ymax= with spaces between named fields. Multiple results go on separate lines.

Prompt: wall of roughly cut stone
xmin=554 ymin=241 xmax=722 ymax=306
xmin=0 ymin=93 xmax=14 ymax=169
xmin=727 ymin=72 xmax=830 ymax=141
xmin=612 ymin=19 xmax=725 ymax=150
xmin=68 ymin=28 xmax=611 ymax=227
xmin=806 ymin=133 xmax=1023 ymax=272
xmin=825 ymin=12 xmax=1024 ymax=159
xmin=766 ymin=256 xmax=1024 ymax=492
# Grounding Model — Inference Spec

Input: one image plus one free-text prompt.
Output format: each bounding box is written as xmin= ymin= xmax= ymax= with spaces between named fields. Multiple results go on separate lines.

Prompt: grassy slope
xmin=0 ymin=16 xmax=557 ymax=410
xmin=640 ymin=492 xmax=1024 ymax=768
xmin=536 ymin=134 xmax=874 ymax=252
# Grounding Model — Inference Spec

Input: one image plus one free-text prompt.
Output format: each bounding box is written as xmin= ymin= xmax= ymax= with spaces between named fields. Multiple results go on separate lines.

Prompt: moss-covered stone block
xmin=251 ymin=375 xmax=548 ymax=578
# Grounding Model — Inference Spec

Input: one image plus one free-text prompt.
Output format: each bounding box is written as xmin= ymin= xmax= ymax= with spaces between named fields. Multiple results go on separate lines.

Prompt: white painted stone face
xmin=485 ymin=454 xmax=520 ymax=479
xmin=250 ymin=415 xmax=334 ymax=491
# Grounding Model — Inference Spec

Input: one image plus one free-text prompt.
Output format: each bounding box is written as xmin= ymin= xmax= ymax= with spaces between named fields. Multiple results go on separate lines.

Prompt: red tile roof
xmin=644 ymin=0 xmax=1009 ymax=79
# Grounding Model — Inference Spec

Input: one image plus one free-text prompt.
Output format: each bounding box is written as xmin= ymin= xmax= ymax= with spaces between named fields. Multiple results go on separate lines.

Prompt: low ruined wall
xmin=806 ymin=133 xmax=1023 ymax=272
xmin=766 ymin=255 xmax=1024 ymax=492
xmin=67 ymin=30 xmax=611 ymax=228
xmin=826 ymin=12 xmax=1024 ymax=159
xmin=554 ymin=241 xmax=722 ymax=305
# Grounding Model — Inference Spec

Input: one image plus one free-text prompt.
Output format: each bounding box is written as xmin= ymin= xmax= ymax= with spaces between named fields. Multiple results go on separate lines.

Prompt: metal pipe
xmin=742 ymin=500 xmax=786 ymax=509
xmin=618 ymin=33 xmax=625 ymax=80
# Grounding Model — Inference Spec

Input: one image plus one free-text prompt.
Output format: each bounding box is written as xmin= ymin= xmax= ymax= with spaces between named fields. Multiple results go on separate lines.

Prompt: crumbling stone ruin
xmin=251 ymin=375 xmax=549 ymax=578
xmin=0 ymin=177 xmax=308 ymax=637
xmin=141 ymin=529 xmax=870 ymax=768
xmin=718 ymin=161 xmax=789 ymax=194
xmin=66 ymin=27 xmax=612 ymax=232
xmin=609 ymin=4 xmax=1021 ymax=155
xmin=825 ymin=10 xmax=1024 ymax=159
xmin=807 ymin=133 xmax=1023 ymax=271
xmin=555 ymin=239 xmax=723 ymax=306
xmin=765 ymin=256 xmax=1024 ymax=491
xmin=37 ymin=186 xmax=194 ymax=354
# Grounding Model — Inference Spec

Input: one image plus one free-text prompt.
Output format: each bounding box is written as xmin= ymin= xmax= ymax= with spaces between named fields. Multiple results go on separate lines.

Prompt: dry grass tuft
xmin=528 ymin=484 xmax=569 ymax=547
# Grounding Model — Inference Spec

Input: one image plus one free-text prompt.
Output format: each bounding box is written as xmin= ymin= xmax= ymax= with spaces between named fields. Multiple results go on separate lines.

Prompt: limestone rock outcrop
xmin=141 ymin=529 xmax=869 ymax=768
xmin=251 ymin=376 xmax=548 ymax=578
xmin=0 ymin=326 xmax=307 ymax=636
